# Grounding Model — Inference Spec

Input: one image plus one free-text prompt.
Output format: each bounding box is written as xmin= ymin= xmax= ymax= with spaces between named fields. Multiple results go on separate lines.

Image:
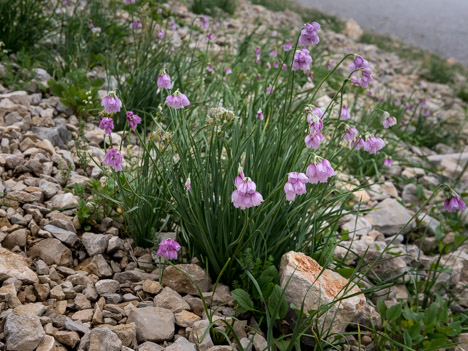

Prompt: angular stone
xmin=32 ymin=126 xmax=71 ymax=148
xmin=89 ymin=327 xmax=122 ymax=351
xmin=153 ymin=287 xmax=191 ymax=313
xmin=174 ymin=310 xmax=201 ymax=328
xmin=35 ymin=335 xmax=55 ymax=351
xmin=341 ymin=216 xmax=372 ymax=236
xmin=29 ymin=238 xmax=73 ymax=266
xmin=95 ymin=279 xmax=120 ymax=295
xmin=39 ymin=179 xmax=60 ymax=199
xmin=82 ymin=232 xmax=108 ymax=256
xmin=113 ymin=270 xmax=158 ymax=283
xmin=0 ymin=247 xmax=38 ymax=283
xmin=13 ymin=302 xmax=46 ymax=316
xmin=50 ymin=193 xmax=79 ymax=208
xmin=137 ymin=342 xmax=164 ymax=351
xmin=162 ymin=264 xmax=211 ymax=295
xmin=44 ymin=224 xmax=78 ymax=246
xmin=127 ymin=307 xmax=175 ymax=343
xmin=279 ymin=251 xmax=368 ymax=334
xmin=109 ymin=324 xmax=137 ymax=348
xmin=4 ymin=313 xmax=45 ymax=351
xmin=55 ymin=331 xmax=80 ymax=348
xmin=143 ymin=280 xmax=162 ymax=294
xmin=189 ymin=320 xmax=214 ymax=351
xmin=65 ymin=317 xmax=90 ymax=334
xmin=166 ymin=337 xmax=196 ymax=351
xmin=77 ymin=254 xmax=113 ymax=277
xmin=364 ymin=198 xmax=416 ymax=235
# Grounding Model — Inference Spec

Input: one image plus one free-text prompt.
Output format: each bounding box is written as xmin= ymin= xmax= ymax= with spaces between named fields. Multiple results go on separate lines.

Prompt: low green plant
xmin=48 ymin=69 xmax=104 ymax=116
xmin=375 ymin=297 xmax=463 ymax=350
xmin=192 ymin=0 xmax=238 ymax=15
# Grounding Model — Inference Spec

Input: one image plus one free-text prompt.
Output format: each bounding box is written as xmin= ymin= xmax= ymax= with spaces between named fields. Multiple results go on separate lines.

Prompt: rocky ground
xmin=0 ymin=1 xmax=467 ymax=351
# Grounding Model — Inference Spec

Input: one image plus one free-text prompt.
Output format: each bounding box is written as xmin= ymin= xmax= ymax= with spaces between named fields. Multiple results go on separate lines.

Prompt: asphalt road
xmin=297 ymin=0 xmax=468 ymax=66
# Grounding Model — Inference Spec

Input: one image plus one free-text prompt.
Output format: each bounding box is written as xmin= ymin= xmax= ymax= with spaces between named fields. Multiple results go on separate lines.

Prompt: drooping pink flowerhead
xmin=444 ymin=196 xmax=466 ymax=212
xmin=342 ymin=127 xmax=358 ymax=141
xmin=340 ymin=105 xmax=350 ymax=120
xmin=292 ymin=48 xmax=312 ymax=71
xmin=267 ymin=86 xmax=274 ymax=95
xmin=304 ymin=132 xmax=323 ymax=149
xmin=423 ymin=109 xmax=430 ymax=116
xmin=284 ymin=172 xmax=308 ymax=201
xmin=273 ymin=60 xmax=280 ymax=68
xmin=306 ymin=107 xmax=324 ymax=133
xmin=157 ymin=239 xmax=181 ymax=260
xmin=224 ymin=67 xmax=232 ymax=75
xmin=383 ymin=116 xmax=397 ymax=128
xmin=207 ymin=33 xmax=215 ymax=40
xmin=88 ymin=20 xmax=94 ymax=28
xmin=299 ymin=22 xmax=321 ymax=46
xmin=170 ymin=22 xmax=176 ymax=30
xmin=158 ymin=31 xmax=165 ymax=38
xmin=363 ymin=136 xmax=385 ymax=154
xmin=284 ymin=41 xmax=292 ymax=51
xmin=270 ymin=50 xmax=277 ymax=57
xmin=91 ymin=27 xmax=101 ymax=35
xmin=157 ymin=73 xmax=173 ymax=89
xmin=200 ymin=16 xmax=209 ymax=30
xmin=256 ymin=109 xmax=264 ymax=121
xmin=255 ymin=47 xmax=261 ymax=57
xmin=124 ymin=0 xmax=135 ymax=3
xmin=384 ymin=158 xmax=393 ymax=167
xmin=306 ymin=159 xmax=335 ymax=184
xmin=126 ymin=111 xmax=141 ymax=131
xmin=282 ymin=64 xmax=287 ymax=70
xmin=185 ymin=178 xmax=191 ymax=191
xmin=166 ymin=91 xmax=190 ymax=109
xmin=130 ymin=21 xmax=142 ymax=29
xmin=351 ymin=137 xmax=365 ymax=150
xmin=99 ymin=117 xmax=114 ymax=135
xmin=349 ymin=56 xmax=373 ymax=88
xmin=266 ymin=62 xmax=271 ymax=69
xmin=103 ymin=148 xmax=123 ymax=172
xmin=207 ymin=64 xmax=213 ymax=72
xmin=101 ymin=94 xmax=122 ymax=113
xmin=232 ymin=172 xmax=263 ymax=210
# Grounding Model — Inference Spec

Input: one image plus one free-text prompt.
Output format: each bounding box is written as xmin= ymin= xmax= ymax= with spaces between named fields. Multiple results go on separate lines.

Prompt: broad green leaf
xmin=231 ymin=289 xmax=254 ymax=313
xmin=386 ymin=304 xmax=402 ymax=321
xmin=268 ymin=285 xmax=289 ymax=320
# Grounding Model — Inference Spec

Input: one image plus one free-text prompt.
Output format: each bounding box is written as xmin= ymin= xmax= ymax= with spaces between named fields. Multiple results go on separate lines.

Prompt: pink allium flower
xmin=383 ymin=116 xmax=397 ymax=128
xmin=270 ymin=50 xmax=277 ymax=57
xmin=256 ymin=109 xmax=264 ymax=121
xmin=351 ymin=137 xmax=365 ymax=150
xmin=282 ymin=64 xmax=287 ymax=70
xmin=130 ymin=21 xmax=142 ymax=29
xmin=157 ymin=8 xmax=162 ymax=14
xmin=284 ymin=41 xmax=292 ymax=51
xmin=158 ymin=31 xmax=164 ymax=38
xmin=126 ymin=111 xmax=141 ymax=131
xmin=91 ymin=27 xmax=101 ymax=35
xmin=166 ymin=92 xmax=190 ymax=109
xmin=284 ymin=172 xmax=308 ymax=201
xmin=292 ymin=48 xmax=312 ymax=71
xmin=88 ymin=20 xmax=94 ymax=28
xmin=124 ymin=0 xmax=135 ymax=3
xmin=273 ymin=60 xmax=280 ymax=68
xmin=157 ymin=73 xmax=173 ymax=89
xmin=99 ymin=117 xmax=114 ymax=135
xmin=103 ymin=148 xmax=123 ymax=172
xmin=363 ymin=136 xmax=385 ymax=154
xmin=207 ymin=64 xmax=213 ymax=72
xmin=405 ymin=105 xmax=413 ymax=111
xmin=305 ymin=132 xmax=323 ymax=149
xmin=256 ymin=75 xmax=261 ymax=80
xmin=267 ymin=86 xmax=274 ymax=95
xmin=306 ymin=159 xmax=335 ymax=184
xmin=423 ymin=109 xmax=430 ymax=116
xmin=342 ymin=127 xmax=358 ymax=141
xmin=299 ymin=22 xmax=321 ymax=46
xmin=255 ymin=47 xmax=261 ymax=57
xmin=266 ymin=62 xmax=271 ymax=69
xmin=231 ymin=172 xmax=263 ymax=210
xmin=384 ymin=158 xmax=393 ymax=167
xmin=207 ymin=33 xmax=215 ymax=40
xmin=224 ymin=67 xmax=232 ymax=75
xmin=306 ymin=107 xmax=324 ymax=132
xmin=394 ymin=100 xmax=401 ymax=106
xmin=185 ymin=178 xmax=191 ymax=191
xmin=157 ymin=239 xmax=181 ymax=260
xmin=170 ymin=22 xmax=176 ymax=30
xmin=101 ymin=94 xmax=122 ymax=113
xmin=444 ymin=196 xmax=466 ymax=212
xmin=309 ymin=72 xmax=314 ymax=79
xmin=255 ymin=57 xmax=261 ymax=64
xmin=419 ymin=99 xmax=427 ymax=107
xmin=349 ymin=56 xmax=373 ymax=88
xmin=340 ymin=105 xmax=350 ymax=120
xmin=200 ymin=16 xmax=209 ymax=30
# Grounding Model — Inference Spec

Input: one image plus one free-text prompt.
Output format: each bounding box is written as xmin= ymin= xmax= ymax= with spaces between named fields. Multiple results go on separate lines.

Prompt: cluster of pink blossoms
xmin=156 ymin=239 xmax=181 ymax=260
xmin=284 ymin=172 xmax=308 ymax=201
xmin=444 ymin=196 xmax=466 ymax=212
xmin=231 ymin=171 xmax=264 ymax=209
xmin=291 ymin=22 xmax=320 ymax=72
xmin=349 ymin=56 xmax=374 ymax=88
xmin=100 ymin=92 xmax=142 ymax=172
